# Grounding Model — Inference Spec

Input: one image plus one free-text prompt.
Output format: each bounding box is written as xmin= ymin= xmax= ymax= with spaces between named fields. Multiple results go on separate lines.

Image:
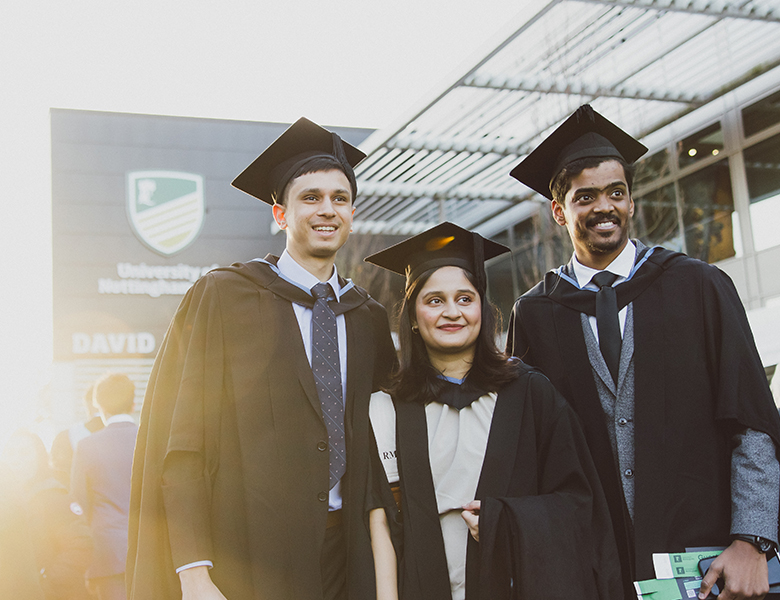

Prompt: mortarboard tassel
xmin=575 ymin=104 xmax=596 ymax=125
xmin=472 ymin=231 xmax=486 ymax=293
xmin=331 ymin=132 xmax=350 ymax=171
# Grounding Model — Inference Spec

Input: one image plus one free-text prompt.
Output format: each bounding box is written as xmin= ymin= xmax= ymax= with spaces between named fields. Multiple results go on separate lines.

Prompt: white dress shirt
xmin=104 ymin=414 xmax=135 ymax=426
xmin=571 ymin=241 xmax=637 ymax=341
xmin=276 ymin=250 xmax=348 ymax=511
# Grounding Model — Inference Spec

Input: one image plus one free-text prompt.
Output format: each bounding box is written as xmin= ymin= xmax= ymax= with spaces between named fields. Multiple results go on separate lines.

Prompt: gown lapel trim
xmin=396 ymin=399 xmax=457 ymax=598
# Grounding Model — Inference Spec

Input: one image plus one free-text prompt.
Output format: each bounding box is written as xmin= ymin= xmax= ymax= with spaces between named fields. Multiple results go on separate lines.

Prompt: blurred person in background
xmin=71 ymin=373 xmax=138 ymax=600
xmin=1 ymin=429 xmax=92 ymax=599
xmin=51 ymin=383 xmax=105 ymax=488
xmin=0 ymin=457 xmax=45 ymax=599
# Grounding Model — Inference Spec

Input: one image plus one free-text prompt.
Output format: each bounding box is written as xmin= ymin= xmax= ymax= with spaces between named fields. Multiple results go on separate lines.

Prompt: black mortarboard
xmin=232 ymin=117 xmax=367 ymax=205
xmin=364 ymin=221 xmax=510 ymax=293
xmin=509 ymin=105 xmax=648 ymax=200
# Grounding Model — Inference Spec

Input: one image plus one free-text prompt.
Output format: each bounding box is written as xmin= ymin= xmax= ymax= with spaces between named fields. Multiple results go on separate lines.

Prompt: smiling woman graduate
xmin=364 ymin=222 xmax=623 ymax=600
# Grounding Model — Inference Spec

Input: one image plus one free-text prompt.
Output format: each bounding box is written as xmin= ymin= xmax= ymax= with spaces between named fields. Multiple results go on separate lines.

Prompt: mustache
xmin=586 ymin=214 xmax=620 ymax=227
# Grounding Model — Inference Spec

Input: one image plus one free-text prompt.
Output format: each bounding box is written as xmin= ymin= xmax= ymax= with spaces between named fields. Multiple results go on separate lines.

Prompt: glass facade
xmin=487 ymin=213 xmax=572 ymax=323
xmin=744 ymin=132 xmax=780 ymax=252
xmin=632 ymin=184 xmax=681 ymax=251
xmin=633 ymin=132 xmax=737 ymax=262
xmin=742 ymin=90 xmax=780 ymax=138
xmin=634 ymin=148 xmax=671 ymax=188
xmin=679 ymin=160 xmax=735 ymax=263
xmin=677 ymin=122 xmax=724 ymax=169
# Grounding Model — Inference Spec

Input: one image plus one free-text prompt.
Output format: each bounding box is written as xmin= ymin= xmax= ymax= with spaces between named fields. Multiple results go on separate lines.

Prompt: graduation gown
xmin=126 ymin=256 xmax=396 ymax=600
xmin=506 ymin=244 xmax=780 ymax=593
xmin=375 ymin=366 xmax=623 ymax=600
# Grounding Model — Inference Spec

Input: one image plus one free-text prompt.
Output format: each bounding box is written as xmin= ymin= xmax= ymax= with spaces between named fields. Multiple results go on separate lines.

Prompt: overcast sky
xmin=0 ymin=0 xmax=542 ymax=433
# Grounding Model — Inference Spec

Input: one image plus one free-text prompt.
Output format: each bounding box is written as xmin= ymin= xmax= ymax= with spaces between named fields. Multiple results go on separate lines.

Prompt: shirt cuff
xmin=175 ymin=560 xmax=214 ymax=574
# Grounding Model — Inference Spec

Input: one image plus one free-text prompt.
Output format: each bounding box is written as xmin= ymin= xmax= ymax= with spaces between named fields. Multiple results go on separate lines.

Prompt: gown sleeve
xmin=477 ymin=373 xmax=623 ymax=600
xmin=702 ymin=266 xmax=780 ymax=442
xmin=127 ymin=273 xmax=226 ymax=598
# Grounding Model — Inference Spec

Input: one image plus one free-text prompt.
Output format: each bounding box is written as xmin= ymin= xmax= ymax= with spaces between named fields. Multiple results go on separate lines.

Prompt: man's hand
xmin=179 ymin=566 xmax=228 ymax=600
xmin=461 ymin=500 xmax=481 ymax=542
xmin=698 ymin=540 xmax=769 ymax=600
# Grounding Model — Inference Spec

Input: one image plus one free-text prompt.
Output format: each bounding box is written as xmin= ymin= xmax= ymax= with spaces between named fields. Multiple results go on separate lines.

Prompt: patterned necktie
xmin=311 ymin=282 xmax=346 ymax=489
xmin=592 ymin=271 xmax=621 ymax=386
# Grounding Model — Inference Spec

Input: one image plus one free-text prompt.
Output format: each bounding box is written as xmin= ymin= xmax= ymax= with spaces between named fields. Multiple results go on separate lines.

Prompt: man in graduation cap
xmin=507 ymin=105 xmax=780 ymax=600
xmin=126 ymin=118 xmax=396 ymax=600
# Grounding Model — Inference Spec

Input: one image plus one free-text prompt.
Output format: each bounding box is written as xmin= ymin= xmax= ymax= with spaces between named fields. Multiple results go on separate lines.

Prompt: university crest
xmin=127 ymin=171 xmax=205 ymax=256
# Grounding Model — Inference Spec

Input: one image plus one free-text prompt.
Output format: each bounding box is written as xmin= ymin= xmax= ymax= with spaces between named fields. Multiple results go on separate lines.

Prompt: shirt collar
xmin=572 ymin=240 xmax=637 ymax=288
xmin=105 ymin=414 xmax=135 ymax=426
xmin=438 ymin=374 xmax=466 ymax=385
xmin=277 ymin=250 xmax=342 ymax=298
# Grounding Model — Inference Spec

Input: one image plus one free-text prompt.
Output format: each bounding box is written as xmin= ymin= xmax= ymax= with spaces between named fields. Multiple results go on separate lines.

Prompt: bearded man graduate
xmin=126 ymin=118 xmax=396 ymax=600
xmin=506 ymin=105 xmax=780 ymax=600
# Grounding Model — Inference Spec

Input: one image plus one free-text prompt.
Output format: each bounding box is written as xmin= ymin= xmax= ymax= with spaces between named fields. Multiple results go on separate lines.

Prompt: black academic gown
xmin=506 ymin=244 xmax=780 ymax=596
xmin=389 ymin=367 xmax=623 ymax=600
xmin=126 ymin=257 xmax=396 ymax=600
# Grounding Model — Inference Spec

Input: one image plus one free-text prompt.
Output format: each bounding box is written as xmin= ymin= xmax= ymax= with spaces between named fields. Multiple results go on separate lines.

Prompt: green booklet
xmin=634 ymin=551 xmax=724 ymax=599
xmin=634 ymin=576 xmax=704 ymax=600
xmin=653 ymin=551 xmax=722 ymax=579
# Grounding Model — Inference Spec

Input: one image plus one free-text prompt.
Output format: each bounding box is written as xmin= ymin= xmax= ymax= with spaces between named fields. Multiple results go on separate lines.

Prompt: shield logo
xmin=127 ymin=171 xmax=205 ymax=256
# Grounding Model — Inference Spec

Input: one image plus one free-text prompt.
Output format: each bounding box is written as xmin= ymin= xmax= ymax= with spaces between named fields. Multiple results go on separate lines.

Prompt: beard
xmin=577 ymin=214 xmax=629 ymax=256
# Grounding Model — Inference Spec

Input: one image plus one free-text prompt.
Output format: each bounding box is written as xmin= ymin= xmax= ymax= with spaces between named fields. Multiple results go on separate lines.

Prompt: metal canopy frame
xmin=353 ymin=0 xmax=780 ymax=236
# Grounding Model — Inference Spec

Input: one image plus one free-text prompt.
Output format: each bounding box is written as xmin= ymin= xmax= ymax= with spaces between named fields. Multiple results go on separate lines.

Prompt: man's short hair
xmin=550 ymin=156 xmax=636 ymax=205
xmin=279 ymin=156 xmax=355 ymax=206
xmin=94 ymin=373 xmax=135 ymax=416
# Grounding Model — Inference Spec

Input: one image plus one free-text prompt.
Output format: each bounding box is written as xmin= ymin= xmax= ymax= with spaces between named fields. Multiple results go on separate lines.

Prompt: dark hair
xmin=389 ymin=266 xmax=520 ymax=404
xmin=551 ymin=156 xmax=635 ymax=205
xmin=94 ymin=373 xmax=135 ymax=415
xmin=279 ymin=156 xmax=357 ymax=206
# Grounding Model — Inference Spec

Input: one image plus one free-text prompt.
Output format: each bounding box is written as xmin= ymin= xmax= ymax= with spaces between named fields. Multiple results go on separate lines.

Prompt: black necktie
xmin=311 ymin=283 xmax=346 ymax=489
xmin=592 ymin=271 xmax=621 ymax=386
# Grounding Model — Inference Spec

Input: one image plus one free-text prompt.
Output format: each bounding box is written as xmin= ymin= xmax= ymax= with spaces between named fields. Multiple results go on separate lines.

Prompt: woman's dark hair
xmin=389 ymin=266 xmax=520 ymax=404
xmin=279 ymin=156 xmax=356 ymax=206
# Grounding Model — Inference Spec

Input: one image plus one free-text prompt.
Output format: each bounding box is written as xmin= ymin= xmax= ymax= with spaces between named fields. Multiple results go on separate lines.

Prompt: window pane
xmin=677 ymin=123 xmax=724 ymax=169
xmin=744 ymin=132 xmax=780 ymax=252
xmin=745 ymin=133 xmax=780 ymax=203
xmin=634 ymin=149 xmax=671 ymax=188
xmin=493 ymin=211 xmax=572 ymax=298
xmin=632 ymin=184 xmax=682 ymax=251
xmin=486 ymin=255 xmax=515 ymax=326
xmin=679 ymin=160 xmax=736 ymax=263
xmin=742 ymin=90 xmax=780 ymax=138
